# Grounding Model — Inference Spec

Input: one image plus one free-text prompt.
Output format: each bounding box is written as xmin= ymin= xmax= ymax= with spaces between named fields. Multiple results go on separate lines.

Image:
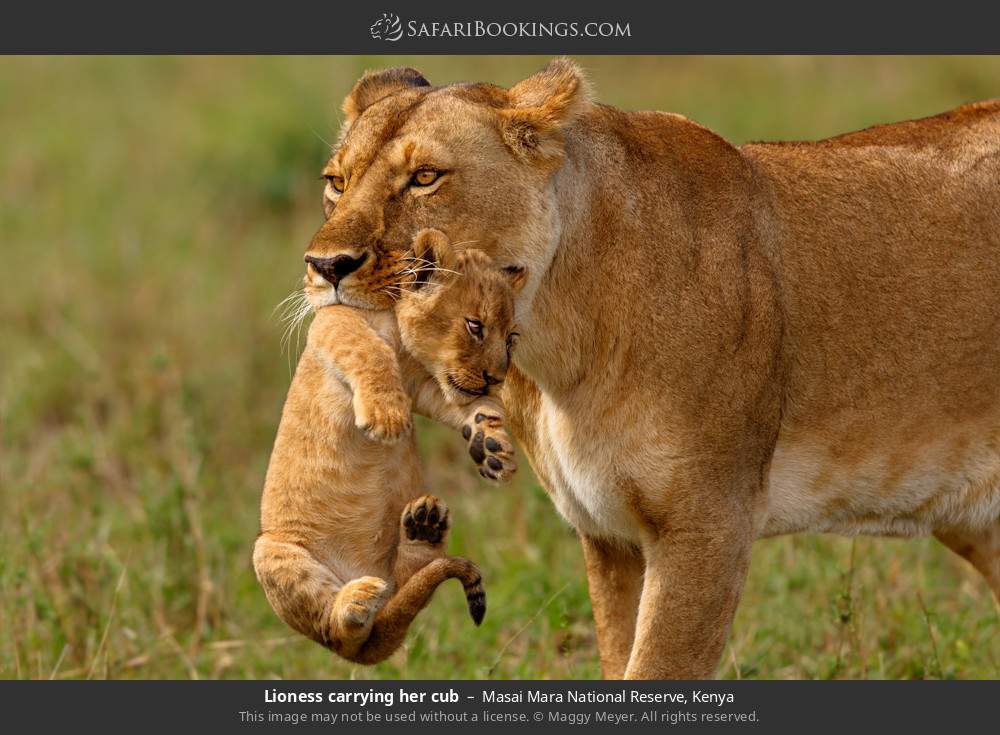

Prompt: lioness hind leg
xmin=935 ymin=521 xmax=1000 ymax=603
xmin=394 ymin=495 xmax=450 ymax=584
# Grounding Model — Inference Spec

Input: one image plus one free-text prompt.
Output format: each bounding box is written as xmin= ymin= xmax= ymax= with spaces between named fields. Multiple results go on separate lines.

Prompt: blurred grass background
xmin=1 ymin=56 xmax=998 ymax=680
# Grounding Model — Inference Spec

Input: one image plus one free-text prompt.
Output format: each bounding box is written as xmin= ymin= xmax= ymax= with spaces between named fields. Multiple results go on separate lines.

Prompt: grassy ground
xmin=1 ymin=56 xmax=998 ymax=680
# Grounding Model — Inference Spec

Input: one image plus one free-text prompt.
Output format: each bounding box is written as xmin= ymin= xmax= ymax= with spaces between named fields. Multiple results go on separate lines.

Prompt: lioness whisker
xmin=400 ymin=256 xmax=437 ymax=266
xmin=309 ymin=127 xmax=334 ymax=152
xmin=401 ymin=262 xmax=463 ymax=278
xmin=274 ymin=288 xmax=307 ymax=321
xmin=426 ymin=266 xmax=463 ymax=276
xmin=277 ymin=292 xmax=313 ymax=366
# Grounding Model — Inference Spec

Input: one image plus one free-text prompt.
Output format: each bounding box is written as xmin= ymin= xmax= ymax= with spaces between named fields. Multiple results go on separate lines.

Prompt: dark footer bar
xmin=0 ymin=680 xmax=989 ymax=733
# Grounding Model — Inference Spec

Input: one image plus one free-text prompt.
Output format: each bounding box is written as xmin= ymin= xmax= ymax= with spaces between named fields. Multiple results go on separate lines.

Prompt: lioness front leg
xmin=624 ymin=472 xmax=758 ymax=679
xmin=580 ymin=535 xmax=644 ymax=679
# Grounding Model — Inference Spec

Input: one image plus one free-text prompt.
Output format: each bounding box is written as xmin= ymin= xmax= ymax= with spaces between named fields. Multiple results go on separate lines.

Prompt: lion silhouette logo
xmin=370 ymin=13 xmax=403 ymax=42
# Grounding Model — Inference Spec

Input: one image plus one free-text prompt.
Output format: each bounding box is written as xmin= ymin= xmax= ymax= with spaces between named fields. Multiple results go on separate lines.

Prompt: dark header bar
xmin=2 ymin=0 xmax=1000 ymax=53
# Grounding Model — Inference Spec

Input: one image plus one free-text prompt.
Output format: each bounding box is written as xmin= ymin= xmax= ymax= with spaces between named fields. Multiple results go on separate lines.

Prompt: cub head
xmin=302 ymin=59 xmax=588 ymax=312
xmin=396 ymin=229 xmax=526 ymax=405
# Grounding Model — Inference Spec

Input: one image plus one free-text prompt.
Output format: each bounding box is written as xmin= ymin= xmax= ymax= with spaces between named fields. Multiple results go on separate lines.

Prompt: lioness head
xmin=303 ymin=59 xmax=588 ymax=313
xmin=396 ymin=229 xmax=526 ymax=404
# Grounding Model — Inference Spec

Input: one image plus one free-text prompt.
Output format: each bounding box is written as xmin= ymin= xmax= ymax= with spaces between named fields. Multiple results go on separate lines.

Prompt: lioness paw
xmin=462 ymin=411 xmax=517 ymax=482
xmin=353 ymin=388 xmax=412 ymax=444
xmin=336 ymin=576 xmax=391 ymax=632
xmin=401 ymin=495 xmax=450 ymax=546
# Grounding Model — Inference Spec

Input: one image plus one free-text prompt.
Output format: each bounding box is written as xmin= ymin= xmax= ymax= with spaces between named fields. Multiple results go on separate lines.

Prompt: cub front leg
xmin=352 ymin=386 xmax=412 ymax=444
xmin=309 ymin=306 xmax=412 ymax=443
xmin=461 ymin=405 xmax=517 ymax=482
xmin=409 ymin=374 xmax=517 ymax=482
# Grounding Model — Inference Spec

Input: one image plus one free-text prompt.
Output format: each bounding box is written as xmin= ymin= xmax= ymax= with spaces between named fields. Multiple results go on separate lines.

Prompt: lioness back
xmin=742 ymin=101 xmax=1000 ymax=537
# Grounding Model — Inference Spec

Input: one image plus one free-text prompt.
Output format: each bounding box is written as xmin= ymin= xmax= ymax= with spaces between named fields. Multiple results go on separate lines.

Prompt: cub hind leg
xmin=935 ymin=521 xmax=1000 ymax=603
xmin=252 ymin=533 xmax=391 ymax=658
xmin=393 ymin=494 xmax=451 ymax=583
xmin=343 ymin=495 xmax=486 ymax=665
xmin=393 ymin=494 xmax=486 ymax=622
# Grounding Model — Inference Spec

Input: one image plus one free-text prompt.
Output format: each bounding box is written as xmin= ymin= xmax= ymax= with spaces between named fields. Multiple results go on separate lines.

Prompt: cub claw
xmin=462 ymin=411 xmax=516 ymax=482
xmin=401 ymin=495 xmax=450 ymax=546
xmin=354 ymin=389 xmax=413 ymax=444
xmin=336 ymin=576 xmax=390 ymax=633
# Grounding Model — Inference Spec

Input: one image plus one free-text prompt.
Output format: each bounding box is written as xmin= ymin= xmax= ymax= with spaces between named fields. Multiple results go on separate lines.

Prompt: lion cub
xmin=253 ymin=231 xmax=524 ymax=664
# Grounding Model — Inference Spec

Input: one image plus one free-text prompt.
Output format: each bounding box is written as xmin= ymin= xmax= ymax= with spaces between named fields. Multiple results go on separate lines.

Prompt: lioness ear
xmin=342 ymin=67 xmax=430 ymax=124
xmin=501 ymin=265 xmax=528 ymax=294
xmin=500 ymin=58 xmax=589 ymax=161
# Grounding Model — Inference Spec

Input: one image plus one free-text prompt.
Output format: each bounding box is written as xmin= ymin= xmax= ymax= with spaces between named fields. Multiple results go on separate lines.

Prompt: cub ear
xmin=500 ymin=265 xmax=528 ymax=294
xmin=500 ymin=58 xmax=589 ymax=162
xmin=342 ymin=67 xmax=430 ymax=124
xmin=411 ymin=228 xmax=457 ymax=289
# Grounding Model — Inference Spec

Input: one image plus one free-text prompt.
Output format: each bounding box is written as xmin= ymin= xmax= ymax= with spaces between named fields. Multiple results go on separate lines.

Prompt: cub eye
xmin=506 ymin=332 xmax=520 ymax=351
xmin=411 ymin=169 xmax=440 ymax=187
xmin=465 ymin=318 xmax=483 ymax=339
xmin=327 ymin=175 xmax=345 ymax=193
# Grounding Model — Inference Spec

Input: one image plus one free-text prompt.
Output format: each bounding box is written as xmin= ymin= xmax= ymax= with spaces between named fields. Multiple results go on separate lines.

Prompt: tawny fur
xmin=303 ymin=60 xmax=1000 ymax=678
xmin=254 ymin=233 xmax=523 ymax=663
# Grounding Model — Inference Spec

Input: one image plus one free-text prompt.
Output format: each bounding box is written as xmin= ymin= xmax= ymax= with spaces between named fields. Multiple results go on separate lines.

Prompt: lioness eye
xmin=411 ymin=169 xmax=440 ymax=187
xmin=328 ymin=175 xmax=345 ymax=193
xmin=466 ymin=318 xmax=483 ymax=339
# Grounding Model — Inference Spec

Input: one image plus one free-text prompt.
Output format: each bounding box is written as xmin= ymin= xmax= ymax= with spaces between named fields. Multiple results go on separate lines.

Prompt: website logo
xmin=370 ymin=12 xmax=403 ymax=42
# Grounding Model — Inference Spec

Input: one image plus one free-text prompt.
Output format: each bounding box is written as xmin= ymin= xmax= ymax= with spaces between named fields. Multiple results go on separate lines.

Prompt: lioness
xmin=254 ymin=230 xmax=524 ymax=663
xmin=301 ymin=59 xmax=1000 ymax=678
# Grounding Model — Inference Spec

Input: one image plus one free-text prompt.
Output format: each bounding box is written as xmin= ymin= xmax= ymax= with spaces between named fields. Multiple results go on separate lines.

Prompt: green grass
xmin=1 ymin=56 xmax=998 ymax=680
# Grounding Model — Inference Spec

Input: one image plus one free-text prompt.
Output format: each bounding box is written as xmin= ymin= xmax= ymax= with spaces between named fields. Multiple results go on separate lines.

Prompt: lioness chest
xmin=528 ymin=392 xmax=647 ymax=544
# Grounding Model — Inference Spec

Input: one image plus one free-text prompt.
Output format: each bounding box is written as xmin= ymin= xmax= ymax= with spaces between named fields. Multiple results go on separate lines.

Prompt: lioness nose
xmin=304 ymin=252 xmax=368 ymax=287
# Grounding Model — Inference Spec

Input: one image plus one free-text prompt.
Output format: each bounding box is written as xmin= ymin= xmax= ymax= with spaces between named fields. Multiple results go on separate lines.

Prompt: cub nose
xmin=304 ymin=252 xmax=368 ymax=287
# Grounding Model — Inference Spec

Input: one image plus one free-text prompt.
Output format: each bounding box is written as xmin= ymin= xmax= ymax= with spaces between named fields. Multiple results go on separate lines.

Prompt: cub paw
xmin=401 ymin=495 xmax=450 ymax=546
xmin=353 ymin=388 xmax=412 ymax=444
xmin=336 ymin=576 xmax=391 ymax=633
xmin=462 ymin=410 xmax=517 ymax=482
